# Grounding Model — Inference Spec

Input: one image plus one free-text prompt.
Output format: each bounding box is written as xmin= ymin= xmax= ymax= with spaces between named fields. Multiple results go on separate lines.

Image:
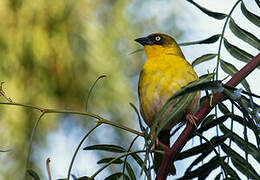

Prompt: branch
xmin=0 ymin=102 xmax=143 ymax=137
xmin=156 ymin=53 xmax=260 ymax=180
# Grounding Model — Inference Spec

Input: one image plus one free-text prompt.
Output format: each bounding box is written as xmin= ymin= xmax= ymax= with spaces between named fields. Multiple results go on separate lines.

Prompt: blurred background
xmin=0 ymin=0 xmax=259 ymax=179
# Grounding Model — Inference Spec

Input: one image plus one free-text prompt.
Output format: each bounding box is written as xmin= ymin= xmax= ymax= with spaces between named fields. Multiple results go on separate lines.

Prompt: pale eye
xmin=155 ymin=36 xmax=161 ymax=41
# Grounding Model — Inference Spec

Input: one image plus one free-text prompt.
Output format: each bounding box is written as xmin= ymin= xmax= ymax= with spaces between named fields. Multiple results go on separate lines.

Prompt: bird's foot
xmin=150 ymin=131 xmax=160 ymax=150
xmin=150 ymin=133 xmax=169 ymax=151
xmin=186 ymin=114 xmax=198 ymax=128
xmin=150 ymin=132 xmax=157 ymax=150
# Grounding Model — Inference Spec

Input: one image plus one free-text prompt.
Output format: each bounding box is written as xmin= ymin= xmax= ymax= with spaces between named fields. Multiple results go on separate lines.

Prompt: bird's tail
xmin=154 ymin=130 xmax=176 ymax=175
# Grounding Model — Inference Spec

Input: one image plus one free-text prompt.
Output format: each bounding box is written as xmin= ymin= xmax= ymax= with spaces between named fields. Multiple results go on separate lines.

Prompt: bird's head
xmin=135 ymin=33 xmax=184 ymax=58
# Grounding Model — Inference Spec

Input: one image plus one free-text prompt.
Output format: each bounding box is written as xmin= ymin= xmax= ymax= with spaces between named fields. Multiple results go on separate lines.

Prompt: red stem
xmin=156 ymin=53 xmax=260 ymax=180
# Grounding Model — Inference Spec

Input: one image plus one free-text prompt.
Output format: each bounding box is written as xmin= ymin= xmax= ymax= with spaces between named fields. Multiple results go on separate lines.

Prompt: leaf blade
xmin=27 ymin=169 xmax=40 ymax=180
xmin=196 ymin=115 xmax=229 ymax=135
xmin=181 ymin=156 xmax=225 ymax=179
xmin=97 ymin=157 xmax=123 ymax=164
xmin=83 ymin=144 xmax=126 ymax=153
xmin=218 ymin=102 xmax=230 ymax=115
xmin=200 ymin=114 xmax=216 ymax=128
xmin=126 ymin=162 xmax=136 ymax=180
xmin=184 ymin=151 xmax=210 ymax=174
xmin=241 ymin=2 xmax=260 ymax=28
xmin=229 ymin=18 xmax=260 ymax=50
xmin=177 ymin=135 xmax=227 ymax=160
xmin=104 ymin=172 xmax=123 ymax=180
xmin=256 ymin=0 xmax=260 ymax=8
xmin=220 ymin=59 xmax=252 ymax=91
xmin=221 ymin=143 xmax=260 ymax=179
xmin=223 ymin=38 xmax=254 ymax=65
xmin=223 ymin=162 xmax=241 ymax=179
xmin=179 ymin=34 xmax=221 ymax=46
xmin=220 ymin=124 xmax=260 ymax=163
xmin=192 ymin=54 xmax=217 ymax=67
xmin=186 ymin=0 xmax=227 ymax=20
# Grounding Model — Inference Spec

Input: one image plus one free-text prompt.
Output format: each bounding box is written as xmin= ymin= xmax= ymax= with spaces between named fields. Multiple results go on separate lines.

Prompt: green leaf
xmin=200 ymin=114 xmax=215 ymax=128
xmin=122 ymin=175 xmax=131 ymax=180
xmin=177 ymin=135 xmax=227 ymax=160
xmin=104 ymin=173 xmax=130 ymax=180
xmin=97 ymin=157 xmax=123 ymax=164
xmin=168 ymin=80 xmax=221 ymax=100
xmin=225 ymin=95 xmax=259 ymax=141
xmin=129 ymin=152 xmax=151 ymax=177
xmin=226 ymin=97 xmax=260 ymax=146
xmin=184 ymin=151 xmax=210 ymax=173
xmin=126 ymin=162 xmax=136 ymax=180
xmin=238 ymin=95 xmax=260 ymax=124
xmin=232 ymin=160 xmax=260 ymax=180
xmin=75 ymin=177 xmax=92 ymax=180
xmin=181 ymin=156 xmax=225 ymax=179
xmin=153 ymin=92 xmax=195 ymax=140
xmin=223 ymin=38 xmax=254 ymax=64
xmin=152 ymin=75 xmax=214 ymax=143
xmin=104 ymin=172 xmax=123 ymax=180
xmin=220 ymin=59 xmax=236 ymax=75
xmin=223 ymin=162 xmax=240 ymax=179
xmin=230 ymin=114 xmax=256 ymax=132
xmin=130 ymin=153 xmax=144 ymax=168
xmin=179 ymin=34 xmax=221 ymax=46
xmin=83 ymin=144 xmax=126 ymax=153
xmin=241 ymin=2 xmax=260 ymax=28
xmin=186 ymin=0 xmax=227 ymax=20
xmin=196 ymin=34 xmax=221 ymax=44
xmin=220 ymin=124 xmax=260 ymax=163
xmin=218 ymin=102 xmax=230 ymax=115
xmin=192 ymin=54 xmax=217 ymax=67
xmin=256 ymin=0 xmax=260 ymax=8
xmin=220 ymin=60 xmax=252 ymax=91
xmin=240 ymin=95 xmax=260 ymax=110
xmin=221 ymin=143 xmax=260 ymax=179
xmin=196 ymin=115 xmax=229 ymax=135
xmin=229 ymin=18 xmax=260 ymax=50
xmin=214 ymin=173 xmax=221 ymax=180
xmin=27 ymin=169 xmax=40 ymax=180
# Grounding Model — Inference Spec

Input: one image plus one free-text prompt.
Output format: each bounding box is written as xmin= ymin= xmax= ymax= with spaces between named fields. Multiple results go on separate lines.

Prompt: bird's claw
xmin=186 ymin=114 xmax=198 ymax=128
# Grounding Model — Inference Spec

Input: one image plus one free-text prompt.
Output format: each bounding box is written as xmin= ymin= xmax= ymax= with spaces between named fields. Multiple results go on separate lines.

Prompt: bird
xmin=135 ymin=33 xmax=200 ymax=175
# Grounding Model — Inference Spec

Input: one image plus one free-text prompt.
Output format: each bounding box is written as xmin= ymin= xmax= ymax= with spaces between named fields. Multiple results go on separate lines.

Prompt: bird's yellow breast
xmin=138 ymin=46 xmax=198 ymax=128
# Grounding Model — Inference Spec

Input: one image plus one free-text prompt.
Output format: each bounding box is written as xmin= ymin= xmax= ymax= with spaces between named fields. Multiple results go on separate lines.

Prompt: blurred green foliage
xmin=0 ymin=0 xmax=181 ymax=178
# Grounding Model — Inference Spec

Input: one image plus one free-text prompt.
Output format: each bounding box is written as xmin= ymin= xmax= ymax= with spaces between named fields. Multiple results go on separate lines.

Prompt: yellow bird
xmin=135 ymin=33 xmax=200 ymax=175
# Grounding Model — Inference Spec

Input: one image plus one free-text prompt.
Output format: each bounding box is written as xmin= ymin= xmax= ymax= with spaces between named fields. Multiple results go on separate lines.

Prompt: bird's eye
xmin=155 ymin=36 xmax=161 ymax=41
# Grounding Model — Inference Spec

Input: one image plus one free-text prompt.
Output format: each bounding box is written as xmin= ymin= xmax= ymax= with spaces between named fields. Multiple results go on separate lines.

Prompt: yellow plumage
xmin=135 ymin=33 xmax=200 ymax=175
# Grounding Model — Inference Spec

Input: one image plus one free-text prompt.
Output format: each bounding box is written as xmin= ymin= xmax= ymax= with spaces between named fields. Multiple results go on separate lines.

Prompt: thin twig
xmin=25 ymin=112 xmax=46 ymax=179
xmin=122 ymin=135 xmax=140 ymax=180
xmin=0 ymin=102 xmax=144 ymax=137
xmin=67 ymin=123 xmax=101 ymax=180
xmin=0 ymin=82 xmax=13 ymax=102
xmin=85 ymin=75 xmax=106 ymax=112
xmin=214 ymin=2 xmax=241 ymax=176
xmin=46 ymin=158 xmax=52 ymax=180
